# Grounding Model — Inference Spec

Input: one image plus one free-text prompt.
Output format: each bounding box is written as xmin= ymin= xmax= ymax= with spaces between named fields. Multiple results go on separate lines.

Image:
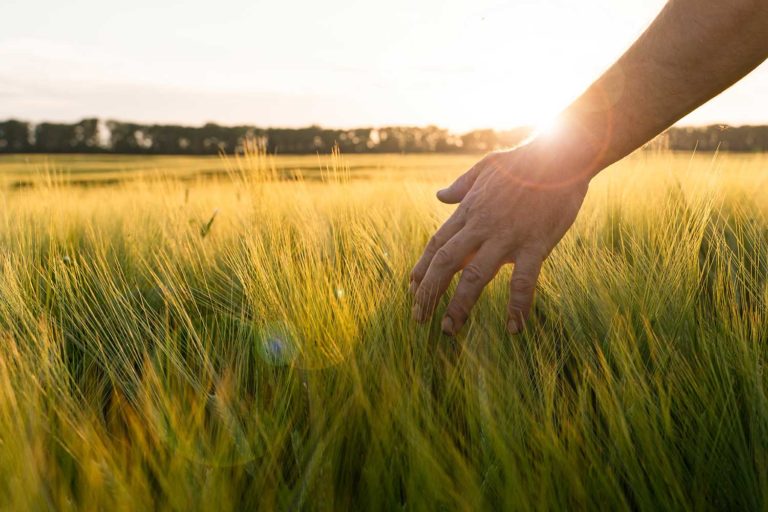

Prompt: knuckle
xmin=509 ymin=298 xmax=529 ymax=310
xmin=510 ymin=273 xmax=536 ymax=293
xmin=462 ymin=264 xmax=485 ymax=284
xmin=416 ymin=277 xmax=439 ymax=300
xmin=446 ymin=301 xmax=470 ymax=321
xmin=415 ymin=285 xmax=433 ymax=306
xmin=508 ymin=300 xmax=530 ymax=317
xmin=432 ymin=248 xmax=454 ymax=268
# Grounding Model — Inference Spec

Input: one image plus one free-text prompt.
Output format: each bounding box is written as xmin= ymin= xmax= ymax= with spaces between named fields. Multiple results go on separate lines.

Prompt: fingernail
xmin=507 ymin=318 xmax=522 ymax=334
xmin=441 ymin=316 xmax=454 ymax=336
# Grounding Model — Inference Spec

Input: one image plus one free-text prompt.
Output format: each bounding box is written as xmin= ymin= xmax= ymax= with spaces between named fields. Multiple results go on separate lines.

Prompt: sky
xmin=2 ymin=0 xmax=766 ymax=132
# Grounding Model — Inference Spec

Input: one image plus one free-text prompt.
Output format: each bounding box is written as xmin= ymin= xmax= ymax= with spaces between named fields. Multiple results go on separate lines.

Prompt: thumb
xmin=436 ymin=161 xmax=483 ymax=204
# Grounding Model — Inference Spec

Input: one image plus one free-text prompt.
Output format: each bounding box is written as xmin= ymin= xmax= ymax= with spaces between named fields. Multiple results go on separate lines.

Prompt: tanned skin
xmin=410 ymin=0 xmax=768 ymax=335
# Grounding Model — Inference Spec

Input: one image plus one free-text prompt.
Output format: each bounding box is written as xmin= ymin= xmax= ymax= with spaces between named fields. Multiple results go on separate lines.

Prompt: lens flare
xmin=257 ymin=321 xmax=297 ymax=366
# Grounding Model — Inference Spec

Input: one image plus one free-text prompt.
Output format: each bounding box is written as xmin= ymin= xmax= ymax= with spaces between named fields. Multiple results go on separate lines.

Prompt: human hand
xmin=409 ymin=141 xmax=591 ymax=335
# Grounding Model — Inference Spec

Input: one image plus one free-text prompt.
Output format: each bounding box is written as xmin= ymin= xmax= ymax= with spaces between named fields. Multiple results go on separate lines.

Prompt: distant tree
xmin=107 ymin=121 xmax=151 ymax=153
xmin=198 ymin=123 xmax=254 ymax=154
xmin=461 ymin=129 xmax=497 ymax=152
xmin=334 ymin=128 xmax=374 ymax=153
xmin=0 ymin=120 xmax=32 ymax=152
xmin=372 ymin=127 xmax=431 ymax=153
xmin=267 ymin=126 xmax=325 ymax=153
xmin=665 ymin=125 xmax=768 ymax=152
xmin=146 ymin=124 xmax=202 ymax=154
xmin=72 ymin=118 xmax=101 ymax=152
xmin=34 ymin=123 xmax=71 ymax=152
xmin=3 ymin=118 xmax=768 ymax=155
xmin=32 ymin=118 xmax=101 ymax=152
xmin=721 ymin=125 xmax=768 ymax=151
xmin=496 ymin=127 xmax=533 ymax=149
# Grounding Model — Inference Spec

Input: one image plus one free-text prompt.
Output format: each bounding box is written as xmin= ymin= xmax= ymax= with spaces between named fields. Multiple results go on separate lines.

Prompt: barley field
xmin=0 ymin=149 xmax=767 ymax=510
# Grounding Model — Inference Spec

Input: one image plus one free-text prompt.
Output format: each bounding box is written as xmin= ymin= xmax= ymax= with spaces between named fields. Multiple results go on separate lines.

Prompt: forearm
xmin=551 ymin=0 xmax=768 ymax=178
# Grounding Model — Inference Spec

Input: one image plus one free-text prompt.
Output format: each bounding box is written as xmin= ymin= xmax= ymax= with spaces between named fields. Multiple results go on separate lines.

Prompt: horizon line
xmin=3 ymin=117 xmax=768 ymax=133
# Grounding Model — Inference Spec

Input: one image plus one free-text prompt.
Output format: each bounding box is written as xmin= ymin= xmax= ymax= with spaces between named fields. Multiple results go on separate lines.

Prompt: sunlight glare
xmin=532 ymin=116 xmax=563 ymax=138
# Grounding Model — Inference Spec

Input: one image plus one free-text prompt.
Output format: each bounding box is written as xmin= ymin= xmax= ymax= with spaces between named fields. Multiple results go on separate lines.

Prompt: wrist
xmin=520 ymin=117 xmax=606 ymax=187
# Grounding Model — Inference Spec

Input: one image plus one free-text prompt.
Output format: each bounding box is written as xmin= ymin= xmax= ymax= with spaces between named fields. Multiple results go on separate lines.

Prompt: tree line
xmin=1 ymin=119 xmax=766 ymax=154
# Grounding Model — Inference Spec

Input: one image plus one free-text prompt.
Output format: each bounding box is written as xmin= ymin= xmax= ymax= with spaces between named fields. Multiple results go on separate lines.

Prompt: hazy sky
xmin=2 ymin=0 xmax=766 ymax=131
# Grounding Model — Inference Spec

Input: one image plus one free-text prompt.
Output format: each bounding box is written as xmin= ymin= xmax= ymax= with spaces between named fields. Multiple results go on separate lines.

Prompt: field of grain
xmin=0 ymin=150 xmax=767 ymax=510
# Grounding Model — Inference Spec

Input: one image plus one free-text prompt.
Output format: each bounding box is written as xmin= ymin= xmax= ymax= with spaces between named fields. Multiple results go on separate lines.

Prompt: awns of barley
xmin=0 ymin=150 xmax=766 ymax=510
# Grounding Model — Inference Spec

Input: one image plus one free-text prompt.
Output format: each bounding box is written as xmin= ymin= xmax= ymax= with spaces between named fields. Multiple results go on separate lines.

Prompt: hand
xmin=409 ymin=141 xmax=591 ymax=335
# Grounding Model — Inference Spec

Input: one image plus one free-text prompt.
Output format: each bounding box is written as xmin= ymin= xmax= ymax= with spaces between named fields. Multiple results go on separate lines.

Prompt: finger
xmin=409 ymin=208 xmax=466 ymax=293
xmin=413 ymin=231 xmax=480 ymax=323
xmin=436 ymin=160 xmax=484 ymax=204
xmin=441 ymin=244 xmax=504 ymax=336
xmin=507 ymin=253 xmax=544 ymax=334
